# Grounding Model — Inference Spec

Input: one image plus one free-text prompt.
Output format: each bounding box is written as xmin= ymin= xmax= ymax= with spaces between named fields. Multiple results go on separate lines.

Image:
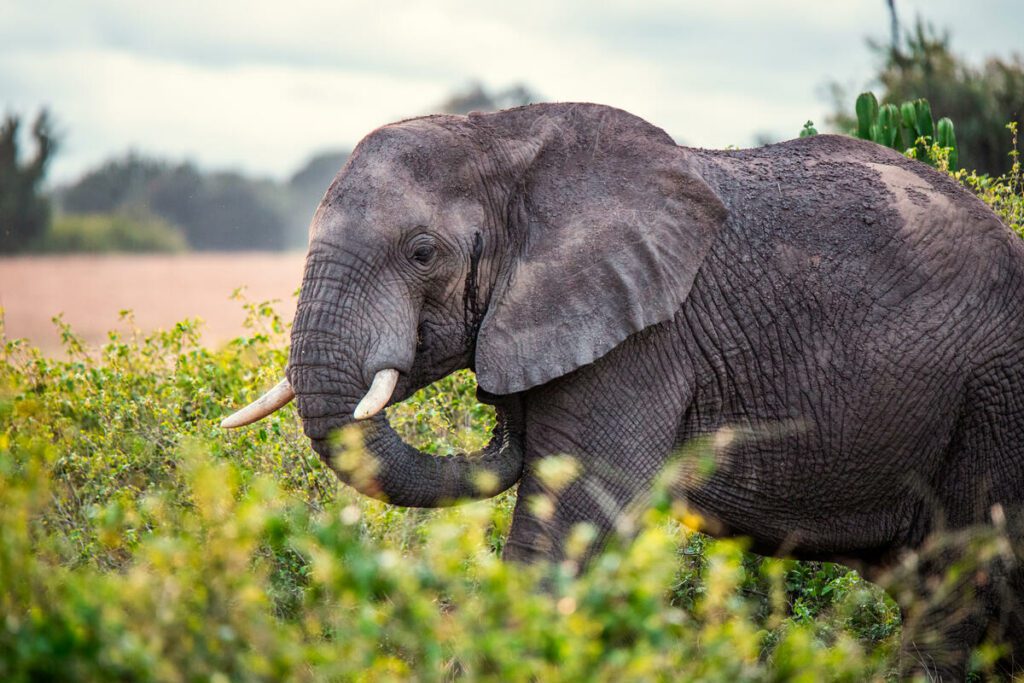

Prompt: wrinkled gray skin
xmin=284 ymin=103 xmax=1024 ymax=679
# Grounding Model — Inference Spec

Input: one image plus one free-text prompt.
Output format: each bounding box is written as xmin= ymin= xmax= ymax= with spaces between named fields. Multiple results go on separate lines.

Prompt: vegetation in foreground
xmin=1 ymin=302 xmax=906 ymax=681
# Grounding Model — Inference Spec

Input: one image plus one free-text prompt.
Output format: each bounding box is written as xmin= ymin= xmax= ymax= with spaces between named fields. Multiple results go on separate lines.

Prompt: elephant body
xmin=504 ymin=134 xmax=1024 ymax=677
xmin=684 ymin=137 xmax=1022 ymax=560
xmin=227 ymin=103 xmax=1024 ymax=678
xmin=510 ymin=130 xmax=1024 ymax=554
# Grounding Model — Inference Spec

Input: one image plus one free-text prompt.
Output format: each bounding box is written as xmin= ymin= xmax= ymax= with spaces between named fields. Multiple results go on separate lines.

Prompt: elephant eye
xmin=410 ymin=242 xmax=436 ymax=265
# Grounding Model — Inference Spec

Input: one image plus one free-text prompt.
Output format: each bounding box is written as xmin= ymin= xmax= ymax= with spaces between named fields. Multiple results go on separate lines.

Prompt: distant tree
xmin=0 ymin=110 xmax=59 ymax=252
xmin=829 ymin=19 xmax=1024 ymax=175
xmin=289 ymin=150 xmax=350 ymax=194
xmin=60 ymin=155 xmax=289 ymax=251
xmin=60 ymin=153 xmax=165 ymax=214
xmin=885 ymin=0 xmax=900 ymax=55
xmin=147 ymin=165 xmax=287 ymax=251
xmin=432 ymin=81 xmax=541 ymax=115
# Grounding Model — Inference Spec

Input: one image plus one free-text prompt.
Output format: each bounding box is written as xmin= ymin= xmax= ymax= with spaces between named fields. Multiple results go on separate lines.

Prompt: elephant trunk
xmin=280 ymin=252 xmax=524 ymax=507
xmin=289 ymin=335 xmax=526 ymax=505
xmin=309 ymin=396 xmax=525 ymax=507
xmin=223 ymin=371 xmax=524 ymax=506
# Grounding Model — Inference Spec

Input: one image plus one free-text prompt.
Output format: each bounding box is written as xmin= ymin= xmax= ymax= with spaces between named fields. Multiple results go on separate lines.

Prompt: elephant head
xmin=221 ymin=103 xmax=726 ymax=507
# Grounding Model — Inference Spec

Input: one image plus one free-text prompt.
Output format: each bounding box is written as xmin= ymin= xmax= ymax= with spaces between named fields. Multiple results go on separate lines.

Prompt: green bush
xmin=0 ymin=299 xmax=902 ymax=680
xmin=934 ymin=122 xmax=1023 ymax=236
xmin=39 ymin=211 xmax=187 ymax=253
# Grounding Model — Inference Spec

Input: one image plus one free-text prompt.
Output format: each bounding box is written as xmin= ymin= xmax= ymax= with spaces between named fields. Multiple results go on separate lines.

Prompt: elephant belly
xmin=675 ymin=313 xmax=969 ymax=559
xmin=680 ymin=434 xmax=935 ymax=560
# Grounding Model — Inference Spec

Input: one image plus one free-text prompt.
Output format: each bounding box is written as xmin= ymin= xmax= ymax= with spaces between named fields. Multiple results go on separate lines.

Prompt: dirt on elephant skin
xmin=0 ymin=253 xmax=306 ymax=355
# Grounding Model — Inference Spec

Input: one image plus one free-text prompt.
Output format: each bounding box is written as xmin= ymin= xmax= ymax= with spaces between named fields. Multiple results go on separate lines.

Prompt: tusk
xmin=220 ymin=378 xmax=295 ymax=428
xmin=353 ymin=369 xmax=399 ymax=420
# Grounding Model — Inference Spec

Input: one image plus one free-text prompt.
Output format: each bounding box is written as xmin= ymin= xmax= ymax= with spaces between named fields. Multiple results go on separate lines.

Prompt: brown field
xmin=0 ymin=253 xmax=307 ymax=354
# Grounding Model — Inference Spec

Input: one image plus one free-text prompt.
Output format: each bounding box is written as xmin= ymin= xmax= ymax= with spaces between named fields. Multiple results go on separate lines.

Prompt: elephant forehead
xmin=360 ymin=182 xmax=436 ymax=226
xmin=314 ymin=176 xmax=435 ymax=239
xmin=351 ymin=121 xmax=476 ymax=187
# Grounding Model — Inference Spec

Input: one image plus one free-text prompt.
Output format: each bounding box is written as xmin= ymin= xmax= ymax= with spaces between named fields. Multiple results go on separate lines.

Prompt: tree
xmin=146 ymin=165 xmax=287 ymax=251
xmin=0 ymin=110 xmax=59 ymax=252
xmin=59 ymin=153 xmax=165 ymax=214
xmin=829 ymin=19 xmax=1024 ymax=175
xmin=60 ymin=155 xmax=289 ymax=251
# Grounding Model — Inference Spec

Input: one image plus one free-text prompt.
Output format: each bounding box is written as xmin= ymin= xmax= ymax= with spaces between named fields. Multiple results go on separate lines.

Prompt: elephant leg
xmin=501 ymin=331 xmax=692 ymax=566
xmin=983 ymin=510 xmax=1024 ymax=677
xmin=991 ymin=562 xmax=1024 ymax=677
xmin=888 ymin=359 xmax=1024 ymax=679
xmin=502 ymin=458 xmax=657 ymax=566
xmin=888 ymin=537 xmax=991 ymax=681
xmin=887 ymin=489 xmax=1022 ymax=678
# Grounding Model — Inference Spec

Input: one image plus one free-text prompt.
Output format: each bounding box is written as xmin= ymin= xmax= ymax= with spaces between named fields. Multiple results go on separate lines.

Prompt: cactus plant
xmin=877 ymin=104 xmax=903 ymax=150
xmin=914 ymin=99 xmax=934 ymax=142
xmin=855 ymin=92 xmax=878 ymax=141
xmin=852 ymin=92 xmax=958 ymax=171
xmin=936 ymin=117 xmax=958 ymax=170
xmin=800 ymin=121 xmax=818 ymax=138
xmin=900 ymin=102 xmax=917 ymax=133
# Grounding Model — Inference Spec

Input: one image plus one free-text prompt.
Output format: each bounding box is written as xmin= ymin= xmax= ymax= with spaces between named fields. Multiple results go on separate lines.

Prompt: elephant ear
xmin=474 ymin=105 xmax=728 ymax=394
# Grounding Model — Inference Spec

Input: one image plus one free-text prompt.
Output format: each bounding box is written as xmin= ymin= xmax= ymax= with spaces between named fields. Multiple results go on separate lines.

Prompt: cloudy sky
xmin=2 ymin=0 xmax=1021 ymax=184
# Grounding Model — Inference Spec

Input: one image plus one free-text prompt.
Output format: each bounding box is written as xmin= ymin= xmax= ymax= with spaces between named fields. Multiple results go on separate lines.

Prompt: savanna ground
xmin=0 ymin=252 xmax=305 ymax=354
xmin=0 ymin=140 xmax=1021 ymax=681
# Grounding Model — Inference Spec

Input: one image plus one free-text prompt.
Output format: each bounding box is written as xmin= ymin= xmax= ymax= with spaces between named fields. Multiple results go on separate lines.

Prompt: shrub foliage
xmin=0 ymin=301 xmax=903 ymax=681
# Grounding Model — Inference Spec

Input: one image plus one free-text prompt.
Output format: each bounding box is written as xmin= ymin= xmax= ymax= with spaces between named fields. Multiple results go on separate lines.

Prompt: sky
xmin=2 ymin=0 xmax=1022 ymax=184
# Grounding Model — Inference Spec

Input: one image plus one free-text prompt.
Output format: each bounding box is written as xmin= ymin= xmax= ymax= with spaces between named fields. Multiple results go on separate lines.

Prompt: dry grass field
xmin=0 ymin=253 xmax=306 ymax=354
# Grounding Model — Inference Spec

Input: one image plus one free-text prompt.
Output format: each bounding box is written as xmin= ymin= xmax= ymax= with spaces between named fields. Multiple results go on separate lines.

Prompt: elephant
xmin=222 ymin=102 xmax=1024 ymax=679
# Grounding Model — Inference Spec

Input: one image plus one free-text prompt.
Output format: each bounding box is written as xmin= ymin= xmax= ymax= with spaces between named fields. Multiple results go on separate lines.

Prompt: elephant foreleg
xmin=501 ymin=333 xmax=691 ymax=566
xmin=503 ymin=459 xmax=656 ymax=566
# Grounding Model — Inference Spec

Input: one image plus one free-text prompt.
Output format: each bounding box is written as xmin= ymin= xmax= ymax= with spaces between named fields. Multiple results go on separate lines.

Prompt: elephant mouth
xmin=293 ymin=369 xmax=421 ymax=442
